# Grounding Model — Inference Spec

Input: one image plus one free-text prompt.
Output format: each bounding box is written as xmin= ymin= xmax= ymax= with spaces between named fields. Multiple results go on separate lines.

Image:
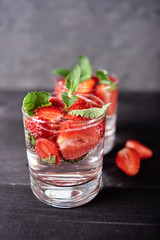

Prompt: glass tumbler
xmin=22 ymin=93 xmax=106 ymax=208
xmin=54 ymin=73 xmax=119 ymax=155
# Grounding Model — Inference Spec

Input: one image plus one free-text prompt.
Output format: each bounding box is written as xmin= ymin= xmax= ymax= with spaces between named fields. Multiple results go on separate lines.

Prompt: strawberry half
xmin=96 ymin=117 xmax=106 ymax=137
xmin=49 ymin=97 xmax=65 ymax=109
xmin=25 ymin=117 xmax=54 ymax=139
xmin=125 ymin=140 xmax=153 ymax=159
xmin=95 ymin=84 xmax=118 ymax=116
xmin=35 ymin=106 xmax=64 ymax=123
xmin=35 ymin=138 xmax=61 ymax=166
xmin=77 ymin=78 xmax=96 ymax=93
xmin=57 ymin=119 xmax=100 ymax=160
xmin=115 ymin=147 xmax=141 ymax=176
xmin=67 ymin=96 xmax=100 ymax=111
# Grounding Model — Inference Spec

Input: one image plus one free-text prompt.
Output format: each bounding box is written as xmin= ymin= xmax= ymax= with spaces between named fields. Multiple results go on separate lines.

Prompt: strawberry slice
xmin=35 ymin=138 xmax=61 ymax=166
xmin=67 ymin=96 xmax=101 ymax=111
xmin=35 ymin=106 xmax=64 ymax=123
xmin=96 ymin=117 xmax=106 ymax=137
xmin=25 ymin=117 xmax=54 ymax=139
xmin=49 ymin=97 xmax=65 ymax=109
xmin=25 ymin=106 xmax=64 ymax=139
xmin=77 ymin=78 xmax=96 ymax=93
xmin=57 ymin=120 xmax=100 ymax=160
xmin=65 ymin=112 xmax=105 ymax=138
xmin=95 ymin=84 xmax=118 ymax=116
xmin=115 ymin=147 xmax=141 ymax=176
xmin=64 ymin=113 xmax=88 ymax=121
xmin=125 ymin=140 xmax=153 ymax=159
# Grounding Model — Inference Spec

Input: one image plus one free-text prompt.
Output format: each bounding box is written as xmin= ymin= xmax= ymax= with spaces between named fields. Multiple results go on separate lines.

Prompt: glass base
xmin=30 ymin=172 xmax=102 ymax=208
xmin=103 ymin=114 xmax=116 ymax=155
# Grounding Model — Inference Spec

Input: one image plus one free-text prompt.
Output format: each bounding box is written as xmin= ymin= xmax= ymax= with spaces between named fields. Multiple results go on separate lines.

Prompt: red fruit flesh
xmin=64 ymin=113 xmax=87 ymax=121
xmin=108 ymin=75 xmax=117 ymax=83
xmin=35 ymin=138 xmax=61 ymax=165
xmin=35 ymin=106 xmax=64 ymax=123
xmin=67 ymin=96 xmax=101 ymax=111
xmin=25 ymin=117 xmax=54 ymax=139
xmin=49 ymin=97 xmax=65 ymax=109
xmin=25 ymin=106 xmax=64 ymax=139
xmin=95 ymin=84 xmax=118 ymax=115
xmin=77 ymin=78 xmax=96 ymax=93
xmin=57 ymin=122 xmax=100 ymax=160
xmin=96 ymin=117 xmax=106 ymax=137
xmin=115 ymin=147 xmax=141 ymax=176
xmin=125 ymin=140 xmax=153 ymax=159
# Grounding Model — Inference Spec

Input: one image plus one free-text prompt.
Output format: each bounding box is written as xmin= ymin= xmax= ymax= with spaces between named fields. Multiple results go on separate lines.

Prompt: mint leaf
xmin=65 ymin=65 xmax=81 ymax=95
xmin=96 ymin=69 xmax=116 ymax=91
xmin=69 ymin=103 xmax=111 ymax=119
xmin=52 ymin=68 xmax=71 ymax=78
xmin=62 ymin=91 xmax=78 ymax=108
xmin=40 ymin=156 xmax=56 ymax=167
xmin=78 ymin=55 xmax=92 ymax=83
xmin=23 ymin=91 xmax=52 ymax=116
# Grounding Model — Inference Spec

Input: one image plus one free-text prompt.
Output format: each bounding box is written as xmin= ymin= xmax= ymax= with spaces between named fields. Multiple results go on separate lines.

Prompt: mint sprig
xmin=69 ymin=103 xmax=111 ymax=119
xmin=78 ymin=55 xmax=92 ymax=83
xmin=62 ymin=92 xmax=78 ymax=108
xmin=23 ymin=91 xmax=52 ymax=116
xmin=96 ymin=69 xmax=116 ymax=91
xmin=62 ymin=65 xmax=81 ymax=108
xmin=52 ymin=68 xmax=71 ymax=78
xmin=65 ymin=65 xmax=81 ymax=95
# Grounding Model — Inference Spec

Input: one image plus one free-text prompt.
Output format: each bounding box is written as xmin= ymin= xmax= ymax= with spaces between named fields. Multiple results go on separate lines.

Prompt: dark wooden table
xmin=0 ymin=91 xmax=160 ymax=240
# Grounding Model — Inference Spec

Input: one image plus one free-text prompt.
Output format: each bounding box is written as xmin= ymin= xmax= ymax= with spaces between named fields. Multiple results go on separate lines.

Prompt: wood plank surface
xmin=0 ymin=91 xmax=160 ymax=239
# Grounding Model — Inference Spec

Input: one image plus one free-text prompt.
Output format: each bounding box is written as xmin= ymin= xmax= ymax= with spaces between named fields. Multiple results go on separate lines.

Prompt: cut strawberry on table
xmin=49 ymin=97 xmax=65 ymax=109
xmin=57 ymin=121 xmax=100 ymax=160
xmin=35 ymin=106 xmax=64 ymax=123
xmin=125 ymin=140 xmax=153 ymax=159
xmin=95 ymin=84 xmax=118 ymax=115
xmin=77 ymin=78 xmax=96 ymax=93
xmin=35 ymin=138 xmax=61 ymax=166
xmin=115 ymin=147 xmax=141 ymax=176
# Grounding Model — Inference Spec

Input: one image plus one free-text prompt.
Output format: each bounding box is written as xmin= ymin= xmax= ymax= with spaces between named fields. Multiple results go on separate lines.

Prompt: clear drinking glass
xmin=22 ymin=93 xmax=106 ymax=208
xmin=54 ymin=73 xmax=119 ymax=155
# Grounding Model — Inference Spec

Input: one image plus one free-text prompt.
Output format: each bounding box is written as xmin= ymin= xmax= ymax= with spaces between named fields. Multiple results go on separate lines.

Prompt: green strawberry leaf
xmin=62 ymin=91 xmax=78 ymax=108
xmin=96 ymin=69 xmax=116 ymax=91
xmin=65 ymin=65 xmax=81 ymax=95
xmin=51 ymin=68 xmax=71 ymax=78
xmin=69 ymin=103 xmax=111 ymax=119
xmin=63 ymin=153 xmax=88 ymax=163
xmin=40 ymin=155 xmax=56 ymax=167
xmin=78 ymin=55 xmax=92 ymax=83
xmin=30 ymin=135 xmax=36 ymax=146
xmin=23 ymin=91 xmax=52 ymax=116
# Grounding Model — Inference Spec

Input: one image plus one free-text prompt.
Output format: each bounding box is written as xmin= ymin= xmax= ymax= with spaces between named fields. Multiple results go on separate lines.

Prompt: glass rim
xmin=22 ymin=92 xmax=106 ymax=132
